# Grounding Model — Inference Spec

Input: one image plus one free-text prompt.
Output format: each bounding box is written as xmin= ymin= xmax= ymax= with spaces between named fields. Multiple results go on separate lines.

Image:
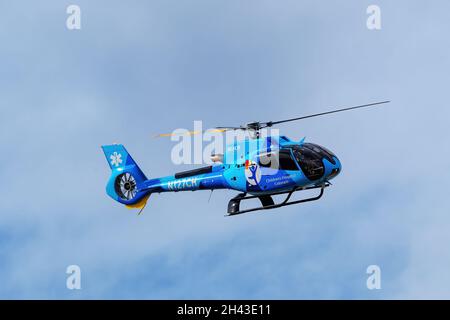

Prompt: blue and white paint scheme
xmin=101 ymin=101 xmax=390 ymax=214
xmin=101 ymin=135 xmax=342 ymax=212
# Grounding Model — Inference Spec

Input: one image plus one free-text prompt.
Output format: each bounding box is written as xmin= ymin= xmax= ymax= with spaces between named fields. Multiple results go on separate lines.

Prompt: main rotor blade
xmin=266 ymin=101 xmax=390 ymax=127
xmin=213 ymin=126 xmax=245 ymax=131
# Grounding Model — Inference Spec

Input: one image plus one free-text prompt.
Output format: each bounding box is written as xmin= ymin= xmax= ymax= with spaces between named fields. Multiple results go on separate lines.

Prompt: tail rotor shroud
xmin=115 ymin=173 xmax=138 ymax=201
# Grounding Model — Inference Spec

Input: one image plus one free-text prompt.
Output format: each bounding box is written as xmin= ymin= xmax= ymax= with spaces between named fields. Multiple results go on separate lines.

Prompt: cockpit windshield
xmin=302 ymin=143 xmax=336 ymax=165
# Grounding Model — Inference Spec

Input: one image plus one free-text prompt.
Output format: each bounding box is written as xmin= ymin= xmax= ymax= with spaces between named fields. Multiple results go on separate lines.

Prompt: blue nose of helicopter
xmin=314 ymin=144 xmax=341 ymax=181
xmin=326 ymin=154 xmax=341 ymax=181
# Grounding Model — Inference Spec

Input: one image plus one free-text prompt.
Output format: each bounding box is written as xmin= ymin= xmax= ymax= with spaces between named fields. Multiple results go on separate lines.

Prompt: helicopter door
xmin=256 ymin=150 xmax=298 ymax=191
xmin=278 ymin=149 xmax=300 ymax=171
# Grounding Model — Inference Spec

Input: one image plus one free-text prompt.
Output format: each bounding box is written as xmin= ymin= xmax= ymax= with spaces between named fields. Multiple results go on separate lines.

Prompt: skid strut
xmin=227 ymin=183 xmax=330 ymax=216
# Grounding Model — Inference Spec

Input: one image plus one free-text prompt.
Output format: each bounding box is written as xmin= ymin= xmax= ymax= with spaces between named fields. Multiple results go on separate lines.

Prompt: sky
xmin=0 ymin=0 xmax=450 ymax=299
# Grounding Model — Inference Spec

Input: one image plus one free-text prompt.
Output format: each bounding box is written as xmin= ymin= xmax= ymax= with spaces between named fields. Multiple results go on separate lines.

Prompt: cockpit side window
xmin=258 ymin=150 xmax=299 ymax=171
xmin=278 ymin=149 xmax=299 ymax=171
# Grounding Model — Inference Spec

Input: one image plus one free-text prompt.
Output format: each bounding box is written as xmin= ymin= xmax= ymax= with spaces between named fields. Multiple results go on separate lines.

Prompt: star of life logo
xmin=110 ymin=152 xmax=123 ymax=167
xmin=245 ymin=160 xmax=261 ymax=186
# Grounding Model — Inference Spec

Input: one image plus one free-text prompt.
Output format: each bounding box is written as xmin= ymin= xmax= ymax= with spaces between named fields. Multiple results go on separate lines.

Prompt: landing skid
xmin=227 ymin=183 xmax=330 ymax=216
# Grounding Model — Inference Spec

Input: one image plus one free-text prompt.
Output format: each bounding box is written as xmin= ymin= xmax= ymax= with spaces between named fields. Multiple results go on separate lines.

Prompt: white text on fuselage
xmin=167 ymin=177 xmax=199 ymax=191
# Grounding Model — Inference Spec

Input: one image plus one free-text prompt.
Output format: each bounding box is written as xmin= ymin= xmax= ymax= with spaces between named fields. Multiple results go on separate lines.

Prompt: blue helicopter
xmin=102 ymin=101 xmax=388 ymax=216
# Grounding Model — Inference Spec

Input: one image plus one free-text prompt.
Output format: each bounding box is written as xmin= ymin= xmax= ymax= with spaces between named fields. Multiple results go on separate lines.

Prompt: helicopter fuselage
xmin=137 ymin=135 xmax=341 ymax=197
